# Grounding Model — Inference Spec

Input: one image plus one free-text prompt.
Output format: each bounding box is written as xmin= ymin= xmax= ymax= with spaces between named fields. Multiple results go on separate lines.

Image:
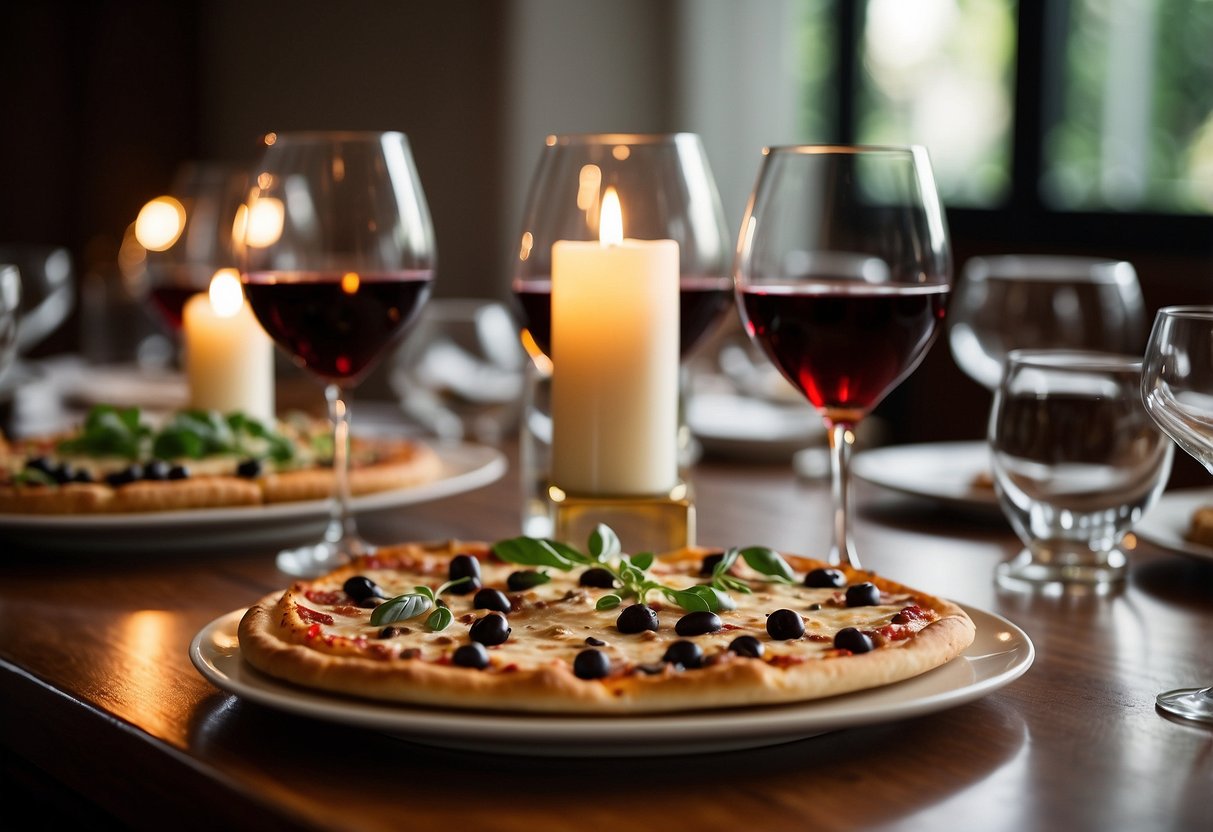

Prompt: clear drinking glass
xmin=990 ymin=349 xmax=1173 ymax=590
xmin=1141 ymin=305 xmax=1213 ymax=723
xmin=948 ymin=254 xmax=1146 ymax=391
xmin=239 ymin=132 xmax=436 ymax=577
xmin=734 ymin=145 xmax=952 ymax=568
xmin=510 ymin=133 xmax=732 ymax=535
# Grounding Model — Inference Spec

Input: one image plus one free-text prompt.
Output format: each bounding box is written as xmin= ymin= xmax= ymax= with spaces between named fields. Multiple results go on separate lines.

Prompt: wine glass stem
xmin=324 ymin=382 xmax=366 ymax=555
xmin=828 ymin=422 xmax=860 ymax=570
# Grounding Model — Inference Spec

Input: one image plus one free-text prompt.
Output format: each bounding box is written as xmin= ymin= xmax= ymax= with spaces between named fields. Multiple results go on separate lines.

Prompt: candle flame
xmin=134 ymin=196 xmax=186 ymax=251
xmin=600 ymin=188 xmax=623 ymax=246
xmin=209 ymin=268 xmax=245 ymax=318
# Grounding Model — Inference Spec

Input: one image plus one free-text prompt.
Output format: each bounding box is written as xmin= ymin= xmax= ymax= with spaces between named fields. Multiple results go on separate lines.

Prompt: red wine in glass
xmin=512 ymin=275 xmax=732 ymax=360
xmin=740 ymin=282 xmax=949 ymax=423
xmin=146 ymin=285 xmax=197 ymax=332
xmin=242 ymin=270 xmax=433 ymax=384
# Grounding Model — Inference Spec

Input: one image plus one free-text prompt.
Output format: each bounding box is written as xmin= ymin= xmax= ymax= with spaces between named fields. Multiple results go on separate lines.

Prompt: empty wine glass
xmin=239 ymin=131 xmax=436 ymax=577
xmin=948 ymin=254 xmax=1146 ymax=391
xmin=0 ymin=244 xmax=75 ymax=356
xmin=0 ymin=264 xmax=20 ymax=382
xmin=734 ymin=145 xmax=951 ymax=568
xmin=1141 ymin=304 xmax=1213 ymax=723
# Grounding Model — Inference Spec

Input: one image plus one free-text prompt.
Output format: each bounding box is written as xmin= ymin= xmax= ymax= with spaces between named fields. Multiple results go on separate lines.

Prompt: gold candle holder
xmin=549 ymin=480 xmax=695 ymax=554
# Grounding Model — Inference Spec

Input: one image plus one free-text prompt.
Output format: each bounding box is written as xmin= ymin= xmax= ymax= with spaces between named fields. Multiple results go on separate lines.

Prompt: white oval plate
xmin=1133 ymin=487 xmax=1213 ymax=563
xmin=190 ymin=603 xmax=1033 ymax=757
xmin=852 ymin=440 xmax=1002 ymax=514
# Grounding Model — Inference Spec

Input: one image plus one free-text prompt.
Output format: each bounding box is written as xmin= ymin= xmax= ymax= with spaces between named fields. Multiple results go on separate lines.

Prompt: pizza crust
xmin=237 ymin=542 xmax=977 ymax=715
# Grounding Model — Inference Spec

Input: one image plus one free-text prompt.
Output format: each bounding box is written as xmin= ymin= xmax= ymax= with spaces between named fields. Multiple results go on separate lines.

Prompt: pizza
xmin=1186 ymin=504 xmax=1213 ymax=547
xmin=237 ymin=529 xmax=976 ymax=714
xmin=0 ymin=404 xmax=443 ymax=514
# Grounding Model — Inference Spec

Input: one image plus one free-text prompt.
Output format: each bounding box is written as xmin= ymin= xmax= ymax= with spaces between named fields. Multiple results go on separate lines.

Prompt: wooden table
xmin=2 ymin=441 xmax=1211 ymax=831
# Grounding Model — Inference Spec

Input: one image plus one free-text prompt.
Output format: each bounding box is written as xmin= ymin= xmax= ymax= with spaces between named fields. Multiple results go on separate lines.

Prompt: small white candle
xmin=183 ymin=269 xmax=275 ymax=423
xmin=550 ymin=188 xmax=679 ymax=496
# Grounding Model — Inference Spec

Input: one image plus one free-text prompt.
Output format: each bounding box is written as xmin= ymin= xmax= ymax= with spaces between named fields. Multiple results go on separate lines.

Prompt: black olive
xmin=834 ymin=627 xmax=874 ymax=654
xmin=167 ymin=464 xmax=190 ymax=480
xmin=845 ymin=582 xmax=881 ymax=607
xmin=50 ymin=462 xmax=74 ymax=484
xmin=236 ymin=458 xmax=262 ymax=478
xmin=469 ymin=612 xmax=511 ymax=645
xmin=728 ymin=635 xmax=764 ymax=658
xmin=578 ymin=567 xmax=617 ymax=588
xmin=507 ymin=570 xmax=548 ymax=591
xmin=697 ymin=551 xmax=725 ymax=576
xmin=447 ymin=554 xmax=482 ymax=595
xmin=473 ymin=588 xmax=511 ymax=613
xmin=675 ymin=610 xmax=722 ymax=636
xmin=662 ymin=640 xmax=704 ymax=669
xmin=616 ymin=603 xmax=659 ymax=634
xmin=585 ymin=636 xmax=607 ymax=647
xmin=343 ymin=575 xmax=385 ymax=603
xmin=804 ymin=567 xmax=847 ymax=588
xmin=766 ymin=609 xmax=805 ymax=640
xmin=71 ymin=468 xmax=94 ymax=484
xmin=573 ymin=648 xmax=611 ymax=680
xmin=378 ymin=626 xmax=409 ymax=639
xmin=142 ymin=459 xmax=170 ymax=481
xmin=452 ymin=643 xmax=489 ymax=669
xmin=25 ymin=456 xmax=54 ymax=475
xmin=106 ymin=464 xmax=143 ymax=487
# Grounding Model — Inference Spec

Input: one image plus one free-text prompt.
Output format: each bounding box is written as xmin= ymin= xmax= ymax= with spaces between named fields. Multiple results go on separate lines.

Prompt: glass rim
xmin=261 ymin=130 xmax=410 ymax=145
xmin=760 ymin=143 xmax=924 ymax=156
xmin=1155 ymin=304 xmax=1213 ymax=320
xmin=542 ymin=132 xmax=704 ymax=147
xmin=1004 ymin=348 xmax=1143 ymax=373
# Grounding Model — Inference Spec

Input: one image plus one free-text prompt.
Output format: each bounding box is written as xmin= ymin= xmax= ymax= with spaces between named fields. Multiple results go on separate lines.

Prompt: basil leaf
xmin=508 ymin=569 xmax=551 ymax=590
xmin=595 ymin=594 xmax=622 ymax=611
xmin=426 ymin=607 xmax=453 ymax=631
xmin=740 ymin=546 xmax=795 ymax=582
xmin=688 ymin=584 xmax=736 ymax=612
xmin=713 ymin=547 xmax=740 ymax=578
xmin=492 ymin=537 xmax=577 ymax=570
xmin=435 ymin=576 xmax=471 ymax=596
xmin=544 ymin=539 xmax=594 ymax=566
xmin=369 ymin=593 xmax=432 ymax=626
xmin=716 ymin=574 xmax=753 ymax=595
xmin=629 ymin=551 xmax=654 ymax=571
xmin=59 ymin=405 xmax=148 ymax=459
xmin=151 ymin=428 xmax=204 ymax=460
xmin=663 ymin=588 xmax=711 ymax=612
xmin=14 ymin=468 xmax=56 ymax=487
xmin=588 ymin=524 xmax=621 ymax=560
xmin=413 ymin=585 xmax=435 ymax=601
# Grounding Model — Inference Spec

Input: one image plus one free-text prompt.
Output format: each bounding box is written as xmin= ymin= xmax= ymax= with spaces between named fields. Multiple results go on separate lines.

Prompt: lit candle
xmin=182 ymin=268 xmax=275 ymax=422
xmin=550 ymin=188 xmax=679 ymax=495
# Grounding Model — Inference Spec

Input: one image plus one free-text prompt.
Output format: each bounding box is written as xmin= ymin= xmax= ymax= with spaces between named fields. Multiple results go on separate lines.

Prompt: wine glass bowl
xmin=734 ymin=145 xmax=951 ymax=568
xmin=240 ymin=131 xmax=436 ymax=577
xmin=948 ymin=254 xmax=1145 ymax=391
xmin=1141 ymin=304 xmax=1213 ymax=724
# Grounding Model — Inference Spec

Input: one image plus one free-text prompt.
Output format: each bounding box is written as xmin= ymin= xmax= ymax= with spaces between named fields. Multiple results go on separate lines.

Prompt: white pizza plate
xmin=190 ymin=603 xmax=1034 ymax=757
xmin=0 ymin=441 xmax=506 ymax=554
xmin=852 ymin=440 xmax=1002 ymax=515
xmin=1132 ymin=487 xmax=1213 ymax=563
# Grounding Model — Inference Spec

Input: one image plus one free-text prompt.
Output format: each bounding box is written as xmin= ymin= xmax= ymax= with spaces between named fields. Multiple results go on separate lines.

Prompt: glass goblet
xmin=1141 ymin=305 xmax=1213 ymax=723
xmin=239 ymin=131 xmax=436 ymax=577
xmin=734 ymin=145 xmax=952 ymax=569
xmin=510 ymin=132 xmax=732 ymax=536
xmin=948 ymin=254 xmax=1146 ymax=391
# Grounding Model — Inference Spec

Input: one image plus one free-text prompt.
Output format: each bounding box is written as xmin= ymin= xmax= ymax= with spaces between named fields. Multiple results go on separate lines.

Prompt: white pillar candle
xmin=183 ymin=269 xmax=275 ymax=423
xmin=550 ymin=189 xmax=679 ymax=496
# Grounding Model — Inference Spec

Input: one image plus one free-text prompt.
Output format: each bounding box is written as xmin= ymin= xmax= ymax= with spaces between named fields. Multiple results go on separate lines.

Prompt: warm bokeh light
xmin=576 ymin=164 xmax=602 ymax=211
xmin=341 ymin=271 xmax=360 ymax=294
xmin=134 ymin=196 xmax=186 ymax=251
xmin=612 ymin=145 xmax=631 ymax=161
xmin=518 ymin=231 xmax=533 ymax=261
xmin=243 ymin=196 xmax=284 ymax=248
xmin=208 ymin=268 xmax=245 ymax=318
xmin=599 ymin=187 xmax=623 ymax=246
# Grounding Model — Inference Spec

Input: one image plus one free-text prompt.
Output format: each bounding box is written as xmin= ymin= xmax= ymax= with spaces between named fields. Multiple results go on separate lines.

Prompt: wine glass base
xmin=995 ymin=548 xmax=1126 ymax=595
xmin=1156 ymin=687 xmax=1213 ymax=724
xmin=276 ymin=538 xmax=377 ymax=579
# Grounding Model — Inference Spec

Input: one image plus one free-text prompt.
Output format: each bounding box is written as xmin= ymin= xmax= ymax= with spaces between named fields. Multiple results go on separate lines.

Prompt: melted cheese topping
xmin=280 ymin=550 xmax=934 ymax=672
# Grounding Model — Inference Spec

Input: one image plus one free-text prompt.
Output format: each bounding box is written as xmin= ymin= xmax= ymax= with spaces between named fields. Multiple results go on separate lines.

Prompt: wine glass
xmin=239 ymin=131 xmax=436 ymax=577
xmin=1141 ymin=304 xmax=1213 ymax=723
xmin=734 ymin=145 xmax=951 ymax=568
xmin=510 ymin=133 xmax=732 ymax=535
xmin=0 ymin=264 xmax=20 ymax=383
xmin=133 ymin=162 xmax=249 ymax=338
xmin=948 ymin=255 xmax=1146 ymax=391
